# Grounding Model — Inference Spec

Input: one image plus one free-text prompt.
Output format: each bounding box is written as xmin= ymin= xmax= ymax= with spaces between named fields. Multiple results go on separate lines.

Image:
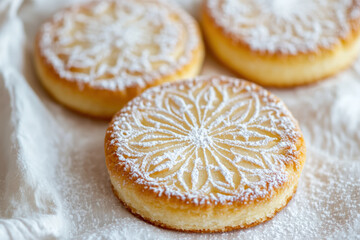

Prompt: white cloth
xmin=0 ymin=0 xmax=359 ymax=239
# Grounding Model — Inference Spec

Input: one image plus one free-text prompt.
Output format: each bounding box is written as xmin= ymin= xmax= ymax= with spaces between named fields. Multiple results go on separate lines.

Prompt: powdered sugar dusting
xmin=2 ymin=0 xmax=360 ymax=238
xmin=38 ymin=0 xmax=199 ymax=90
xmin=206 ymin=0 xmax=360 ymax=54
xmin=107 ymin=76 xmax=302 ymax=204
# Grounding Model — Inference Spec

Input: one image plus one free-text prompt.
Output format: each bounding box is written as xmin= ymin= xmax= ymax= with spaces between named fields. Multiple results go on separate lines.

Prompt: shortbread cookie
xmin=35 ymin=0 xmax=204 ymax=118
xmin=105 ymin=76 xmax=306 ymax=232
xmin=202 ymin=0 xmax=360 ymax=87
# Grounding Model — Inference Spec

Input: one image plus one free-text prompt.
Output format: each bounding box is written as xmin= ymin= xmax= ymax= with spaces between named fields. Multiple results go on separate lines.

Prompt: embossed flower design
xmin=114 ymin=79 xmax=298 ymax=199
xmin=40 ymin=1 xmax=182 ymax=88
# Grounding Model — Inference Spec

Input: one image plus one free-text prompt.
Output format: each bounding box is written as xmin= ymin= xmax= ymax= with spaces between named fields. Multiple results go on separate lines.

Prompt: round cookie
xmin=35 ymin=0 xmax=204 ymax=118
xmin=105 ymin=75 xmax=306 ymax=232
xmin=202 ymin=0 xmax=360 ymax=87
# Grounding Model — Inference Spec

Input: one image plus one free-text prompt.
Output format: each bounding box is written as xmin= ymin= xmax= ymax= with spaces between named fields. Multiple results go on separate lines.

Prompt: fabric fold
xmin=0 ymin=0 xmax=64 ymax=239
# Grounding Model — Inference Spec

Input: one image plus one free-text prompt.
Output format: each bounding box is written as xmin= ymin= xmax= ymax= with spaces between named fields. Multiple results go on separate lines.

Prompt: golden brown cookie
xmin=35 ymin=0 xmax=204 ymax=118
xmin=202 ymin=0 xmax=360 ymax=87
xmin=105 ymin=75 xmax=306 ymax=232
